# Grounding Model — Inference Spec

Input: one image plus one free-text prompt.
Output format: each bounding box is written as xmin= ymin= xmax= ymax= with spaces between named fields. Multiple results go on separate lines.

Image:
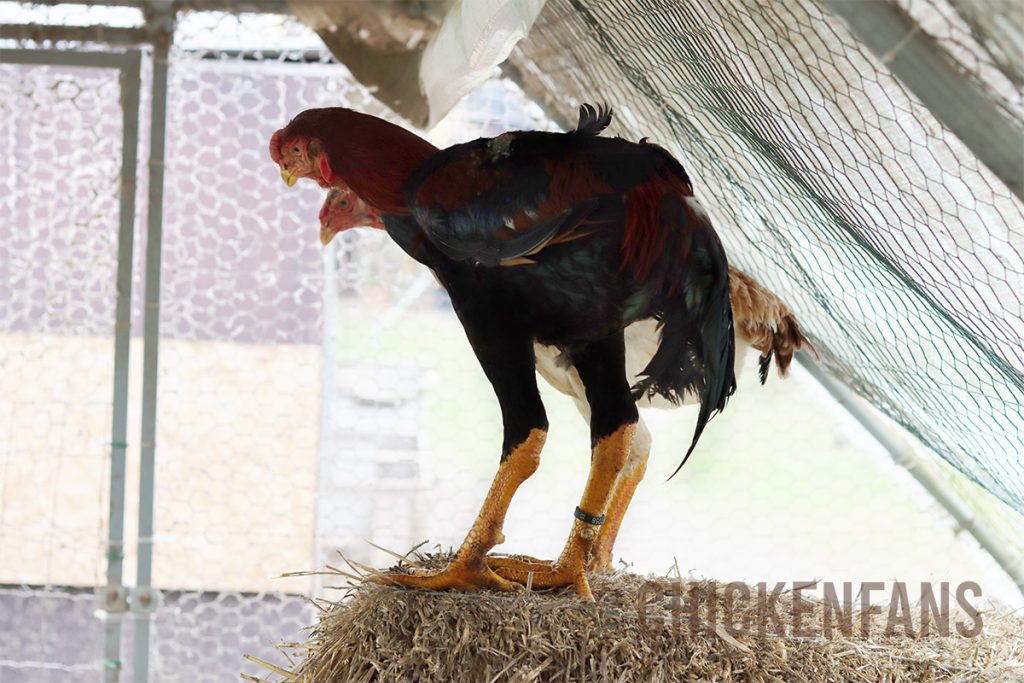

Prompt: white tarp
xmin=421 ymin=0 xmax=548 ymax=126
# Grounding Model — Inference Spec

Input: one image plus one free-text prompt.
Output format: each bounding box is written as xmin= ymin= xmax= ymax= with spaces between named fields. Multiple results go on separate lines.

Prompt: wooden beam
xmin=822 ymin=0 xmax=1023 ymax=200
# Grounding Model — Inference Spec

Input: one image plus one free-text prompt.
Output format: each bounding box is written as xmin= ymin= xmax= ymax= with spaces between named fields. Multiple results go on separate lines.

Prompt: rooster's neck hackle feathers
xmin=281 ymin=107 xmax=438 ymax=215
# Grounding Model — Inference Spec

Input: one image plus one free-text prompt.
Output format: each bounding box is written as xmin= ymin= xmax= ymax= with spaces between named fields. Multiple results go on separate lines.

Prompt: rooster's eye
xmin=339 ymin=200 xmax=348 ymax=207
xmin=292 ymin=146 xmax=300 ymax=154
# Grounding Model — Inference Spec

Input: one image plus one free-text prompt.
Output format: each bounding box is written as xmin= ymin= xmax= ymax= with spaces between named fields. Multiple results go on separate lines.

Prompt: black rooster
xmin=271 ymin=105 xmax=735 ymax=599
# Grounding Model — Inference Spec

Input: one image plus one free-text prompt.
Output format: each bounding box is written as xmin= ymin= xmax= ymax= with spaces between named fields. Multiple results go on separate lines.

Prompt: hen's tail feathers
xmin=755 ymin=314 xmax=817 ymax=384
xmin=728 ymin=268 xmax=817 ymax=384
xmin=630 ymin=199 xmax=736 ymax=478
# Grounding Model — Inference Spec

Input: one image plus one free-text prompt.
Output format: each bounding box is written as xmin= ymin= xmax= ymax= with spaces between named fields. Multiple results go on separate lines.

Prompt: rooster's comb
xmin=269 ymin=129 xmax=284 ymax=163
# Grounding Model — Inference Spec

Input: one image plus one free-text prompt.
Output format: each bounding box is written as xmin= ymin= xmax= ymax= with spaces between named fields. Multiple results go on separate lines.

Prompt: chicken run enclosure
xmin=1 ymin=0 xmax=1023 ymax=681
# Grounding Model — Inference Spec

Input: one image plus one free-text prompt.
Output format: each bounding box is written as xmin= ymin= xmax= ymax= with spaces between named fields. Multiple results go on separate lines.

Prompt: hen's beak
xmin=320 ymin=226 xmax=336 ymax=246
xmin=280 ymin=167 xmax=298 ymax=187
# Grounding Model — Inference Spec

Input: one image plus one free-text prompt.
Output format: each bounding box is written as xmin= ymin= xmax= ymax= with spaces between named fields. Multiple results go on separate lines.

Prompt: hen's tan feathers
xmin=728 ymin=267 xmax=815 ymax=383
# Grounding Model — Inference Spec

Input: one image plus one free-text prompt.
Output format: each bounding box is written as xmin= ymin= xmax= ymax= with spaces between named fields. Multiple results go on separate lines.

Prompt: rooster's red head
xmin=269 ymin=125 xmax=331 ymax=189
xmin=269 ymin=108 xmax=438 ymax=216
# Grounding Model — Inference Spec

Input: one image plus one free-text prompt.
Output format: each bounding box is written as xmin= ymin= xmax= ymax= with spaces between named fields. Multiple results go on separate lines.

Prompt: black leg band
xmin=574 ymin=506 xmax=605 ymax=526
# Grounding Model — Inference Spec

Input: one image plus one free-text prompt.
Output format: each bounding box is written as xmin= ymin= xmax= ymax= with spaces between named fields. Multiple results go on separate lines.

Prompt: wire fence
xmin=0 ymin=56 xmax=124 ymax=682
xmin=1 ymin=2 xmax=1022 ymax=681
xmin=511 ymin=0 xmax=1024 ymax=513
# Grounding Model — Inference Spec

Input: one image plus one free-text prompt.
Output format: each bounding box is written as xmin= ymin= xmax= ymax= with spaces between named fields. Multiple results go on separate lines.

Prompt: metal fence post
xmin=0 ymin=45 xmax=144 ymax=683
xmin=133 ymin=3 xmax=174 ymax=680
xmin=106 ymin=48 xmax=144 ymax=683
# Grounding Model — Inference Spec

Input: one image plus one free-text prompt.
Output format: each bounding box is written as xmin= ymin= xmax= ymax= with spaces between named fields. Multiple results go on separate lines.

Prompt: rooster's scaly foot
xmin=487 ymin=555 xmax=594 ymax=600
xmin=372 ymin=559 xmax=521 ymax=592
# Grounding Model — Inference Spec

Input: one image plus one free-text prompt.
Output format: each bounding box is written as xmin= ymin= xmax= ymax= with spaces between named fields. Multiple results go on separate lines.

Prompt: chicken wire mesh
xmin=509 ymin=0 xmax=1024 ymax=513
xmin=0 ymin=58 xmax=124 ymax=681
xmin=1 ymin=2 xmax=1023 ymax=682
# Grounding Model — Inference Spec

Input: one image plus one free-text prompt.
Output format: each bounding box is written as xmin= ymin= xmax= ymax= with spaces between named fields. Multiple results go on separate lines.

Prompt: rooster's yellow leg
xmin=489 ymin=422 xmax=635 ymax=599
xmin=374 ymin=429 xmax=545 ymax=591
xmin=590 ymin=419 xmax=650 ymax=572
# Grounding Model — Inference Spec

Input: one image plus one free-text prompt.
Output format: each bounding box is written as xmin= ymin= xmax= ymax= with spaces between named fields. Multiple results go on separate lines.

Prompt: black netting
xmin=509 ymin=0 xmax=1024 ymax=513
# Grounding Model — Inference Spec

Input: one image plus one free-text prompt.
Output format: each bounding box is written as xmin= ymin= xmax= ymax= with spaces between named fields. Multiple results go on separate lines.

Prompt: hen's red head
xmin=319 ymin=188 xmax=385 ymax=245
xmin=269 ymin=107 xmax=439 ymax=215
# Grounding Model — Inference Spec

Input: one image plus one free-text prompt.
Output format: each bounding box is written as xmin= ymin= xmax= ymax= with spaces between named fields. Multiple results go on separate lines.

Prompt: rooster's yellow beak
xmin=280 ymin=168 xmax=298 ymax=187
xmin=320 ymin=226 xmax=336 ymax=246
